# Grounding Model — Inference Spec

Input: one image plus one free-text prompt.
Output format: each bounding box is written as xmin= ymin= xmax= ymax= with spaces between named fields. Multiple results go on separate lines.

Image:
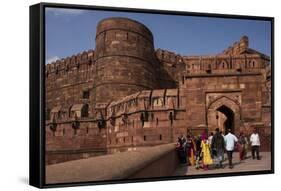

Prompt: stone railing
xmin=46 ymin=143 xmax=179 ymax=184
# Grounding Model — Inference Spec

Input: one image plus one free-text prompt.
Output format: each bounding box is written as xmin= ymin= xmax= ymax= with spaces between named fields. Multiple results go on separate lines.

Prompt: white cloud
xmin=46 ymin=56 xmax=60 ymax=64
xmin=46 ymin=8 xmax=86 ymax=17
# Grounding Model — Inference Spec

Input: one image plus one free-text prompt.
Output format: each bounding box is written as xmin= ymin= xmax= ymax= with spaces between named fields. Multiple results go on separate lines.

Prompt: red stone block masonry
xmin=45 ymin=17 xmax=271 ymax=165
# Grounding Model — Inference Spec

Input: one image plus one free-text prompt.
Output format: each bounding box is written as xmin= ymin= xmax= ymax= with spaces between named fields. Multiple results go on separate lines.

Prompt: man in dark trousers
xmin=224 ymin=128 xmax=238 ymax=169
xmin=211 ymin=128 xmax=225 ymax=168
xmin=250 ymin=128 xmax=261 ymax=160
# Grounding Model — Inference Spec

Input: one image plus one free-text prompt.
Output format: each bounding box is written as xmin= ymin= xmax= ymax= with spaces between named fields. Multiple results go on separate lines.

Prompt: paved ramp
xmin=173 ymin=152 xmax=272 ymax=176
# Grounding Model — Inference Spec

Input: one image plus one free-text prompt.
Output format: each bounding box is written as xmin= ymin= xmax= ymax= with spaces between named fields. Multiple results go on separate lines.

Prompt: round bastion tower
xmin=93 ymin=17 xmax=157 ymax=104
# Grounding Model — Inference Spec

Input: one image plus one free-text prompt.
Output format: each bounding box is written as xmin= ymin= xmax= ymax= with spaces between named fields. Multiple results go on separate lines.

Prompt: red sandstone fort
xmin=45 ymin=17 xmax=271 ymax=165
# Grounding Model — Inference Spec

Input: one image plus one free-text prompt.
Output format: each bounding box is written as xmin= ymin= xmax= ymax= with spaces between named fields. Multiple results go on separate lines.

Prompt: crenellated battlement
xmin=46 ymin=88 xmax=182 ymax=128
xmin=155 ymin=49 xmax=185 ymax=67
xmin=107 ymin=88 xmax=181 ymax=118
xmin=45 ymin=49 xmax=95 ymax=75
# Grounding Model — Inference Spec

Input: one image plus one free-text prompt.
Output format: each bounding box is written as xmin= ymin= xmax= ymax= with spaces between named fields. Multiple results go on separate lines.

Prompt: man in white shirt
xmin=224 ymin=128 xmax=238 ymax=169
xmin=250 ymin=128 xmax=261 ymax=160
xmin=208 ymin=132 xmax=214 ymax=145
xmin=208 ymin=132 xmax=214 ymax=157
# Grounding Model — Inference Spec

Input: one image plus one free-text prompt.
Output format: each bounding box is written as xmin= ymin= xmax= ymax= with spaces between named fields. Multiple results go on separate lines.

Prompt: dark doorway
xmin=217 ymin=105 xmax=234 ymax=133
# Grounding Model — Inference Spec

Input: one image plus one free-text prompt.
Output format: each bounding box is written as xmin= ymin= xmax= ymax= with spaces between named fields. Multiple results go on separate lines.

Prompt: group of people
xmin=176 ymin=127 xmax=261 ymax=170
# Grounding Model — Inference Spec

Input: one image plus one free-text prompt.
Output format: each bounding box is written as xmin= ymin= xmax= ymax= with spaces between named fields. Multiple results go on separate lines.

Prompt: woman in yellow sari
xmin=200 ymin=133 xmax=213 ymax=170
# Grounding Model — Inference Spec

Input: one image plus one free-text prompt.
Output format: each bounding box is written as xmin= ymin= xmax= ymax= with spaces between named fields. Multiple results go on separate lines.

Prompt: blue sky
xmin=45 ymin=8 xmax=271 ymax=64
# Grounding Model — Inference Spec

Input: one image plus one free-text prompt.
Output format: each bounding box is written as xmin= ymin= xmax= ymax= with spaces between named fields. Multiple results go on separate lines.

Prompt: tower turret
xmin=93 ymin=17 xmax=157 ymax=104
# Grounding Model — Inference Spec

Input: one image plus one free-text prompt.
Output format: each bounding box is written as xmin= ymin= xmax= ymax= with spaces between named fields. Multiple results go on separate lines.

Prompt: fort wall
xmin=45 ymin=18 xmax=272 ymax=164
xmin=45 ymin=50 xmax=95 ymax=117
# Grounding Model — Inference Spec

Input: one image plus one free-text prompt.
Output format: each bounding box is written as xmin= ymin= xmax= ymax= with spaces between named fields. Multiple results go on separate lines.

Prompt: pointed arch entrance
xmin=207 ymin=96 xmax=241 ymax=134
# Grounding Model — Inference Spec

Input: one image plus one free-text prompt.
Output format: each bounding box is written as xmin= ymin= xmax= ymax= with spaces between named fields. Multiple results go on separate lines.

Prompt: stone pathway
xmin=173 ymin=152 xmax=272 ymax=176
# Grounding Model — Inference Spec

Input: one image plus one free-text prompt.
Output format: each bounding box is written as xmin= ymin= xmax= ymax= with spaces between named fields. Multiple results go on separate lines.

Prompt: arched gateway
xmin=207 ymin=96 xmax=241 ymax=134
